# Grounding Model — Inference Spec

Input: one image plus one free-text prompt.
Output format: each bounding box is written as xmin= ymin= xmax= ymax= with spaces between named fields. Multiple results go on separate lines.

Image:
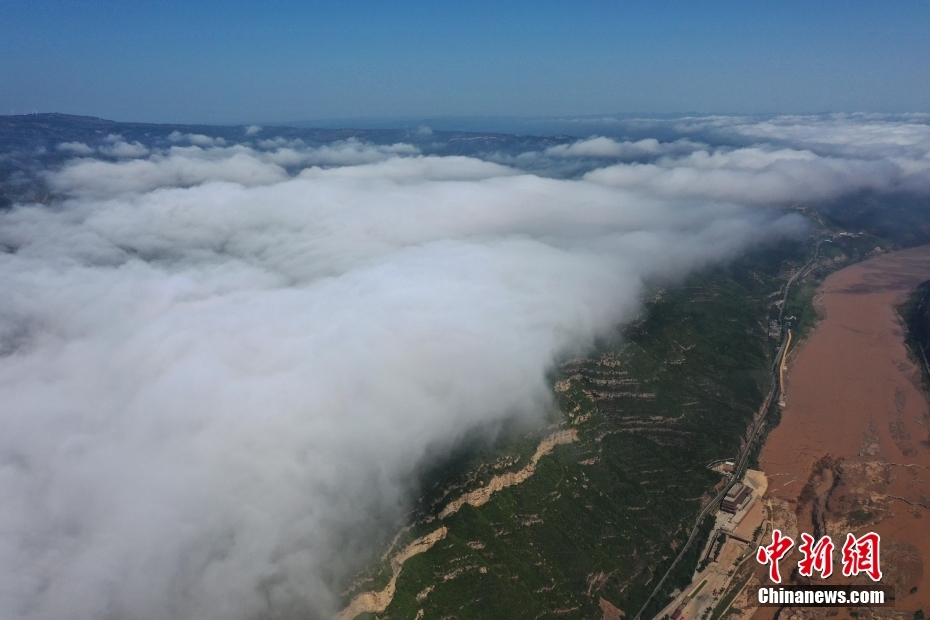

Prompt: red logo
xmin=841 ymin=532 xmax=882 ymax=582
xmin=756 ymin=531 xmax=882 ymax=583
xmin=798 ymin=533 xmax=834 ymax=578
xmin=756 ymin=529 xmax=795 ymax=583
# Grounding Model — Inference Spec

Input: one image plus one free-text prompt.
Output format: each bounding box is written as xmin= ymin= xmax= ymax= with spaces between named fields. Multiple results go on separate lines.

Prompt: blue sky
xmin=2 ymin=0 xmax=928 ymax=124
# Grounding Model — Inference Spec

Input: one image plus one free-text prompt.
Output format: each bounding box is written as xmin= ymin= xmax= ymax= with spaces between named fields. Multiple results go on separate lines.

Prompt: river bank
xmin=755 ymin=245 xmax=930 ymax=619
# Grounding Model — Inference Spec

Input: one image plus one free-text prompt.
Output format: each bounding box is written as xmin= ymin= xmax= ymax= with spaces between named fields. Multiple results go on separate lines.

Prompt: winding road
xmin=632 ymin=242 xmax=819 ymax=620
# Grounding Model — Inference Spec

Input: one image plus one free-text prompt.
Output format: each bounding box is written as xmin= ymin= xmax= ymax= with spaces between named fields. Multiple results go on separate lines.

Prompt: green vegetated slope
xmin=817 ymin=191 xmax=930 ymax=249
xmin=344 ymin=237 xmax=833 ymax=620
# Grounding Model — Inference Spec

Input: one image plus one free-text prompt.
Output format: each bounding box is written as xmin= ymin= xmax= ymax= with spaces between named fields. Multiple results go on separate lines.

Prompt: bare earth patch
xmin=335 ymin=527 xmax=448 ymax=620
xmin=438 ymin=428 xmax=578 ymax=519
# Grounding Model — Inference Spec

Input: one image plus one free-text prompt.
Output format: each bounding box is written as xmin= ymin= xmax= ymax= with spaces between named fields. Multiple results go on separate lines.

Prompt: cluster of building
xmin=663 ymin=472 xmax=768 ymax=620
xmin=721 ymin=483 xmax=752 ymax=514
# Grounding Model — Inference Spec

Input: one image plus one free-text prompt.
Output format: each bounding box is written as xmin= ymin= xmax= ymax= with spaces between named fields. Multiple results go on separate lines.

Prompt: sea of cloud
xmin=1 ymin=114 xmax=928 ymax=619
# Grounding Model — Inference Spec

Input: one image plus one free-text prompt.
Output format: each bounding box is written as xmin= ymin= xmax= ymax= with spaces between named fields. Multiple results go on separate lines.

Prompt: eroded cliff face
xmin=337 ymin=528 xmax=449 ymax=620
xmin=336 ymin=429 xmax=580 ymax=619
xmin=439 ymin=429 xmax=579 ymax=519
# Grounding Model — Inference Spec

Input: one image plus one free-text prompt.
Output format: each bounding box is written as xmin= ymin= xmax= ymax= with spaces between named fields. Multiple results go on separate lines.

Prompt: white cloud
xmin=665 ymin=113 xmax=930 ymax=160
xmin=47 ymin=146 xmax=287 ymax=198
xmin=492 ymin=122 xmax=930 ymax=189
xmin=45 ymin=140 xmax=437 ymax=200
xmin=98 ymin=140 xmax=150 ymax=159
xmin=0 ymin=144 xmax=803 ymax=619
xmin=545 ymin=137 xmax=704 ymax=159
xmin=168 ymin=131 xmax=228 ymax=147
xmin=535 ymin=113 xmax=930 ymax=165
xmin=249 ymin=137 xmax=419 ymax=168
xmin=298 ymin=154 xmax=512 ymax=182
xmin=267 ymin=138 xmax=420 ymax=167
xmin=584 ymin=139 xmax=930 ymax=205
xmin=256 ymin=136 xmax=294 ymax=149
xmin=244 ymin=125 xmax=262 ymax=136
xmin=56 ymin=142 xmax=94 ymax=156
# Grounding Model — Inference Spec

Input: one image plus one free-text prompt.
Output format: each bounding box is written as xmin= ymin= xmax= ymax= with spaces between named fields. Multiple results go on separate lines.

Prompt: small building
xmin=721 ymin=483 xmax=751 ymax=514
